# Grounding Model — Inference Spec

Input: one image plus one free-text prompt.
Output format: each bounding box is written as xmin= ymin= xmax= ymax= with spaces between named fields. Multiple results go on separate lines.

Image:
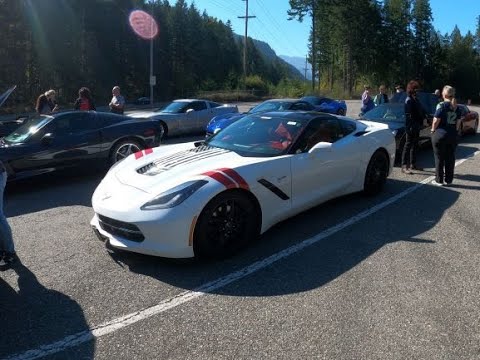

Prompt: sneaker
xmin=410 ymin=165 xmax=424 ymax=171
xmin=445 ymin=181 xmax=453 ymax=186
xmin=431 ymin=180 xmax=444 ymax=186
xmin=401 ymin=166 xmax=413 ymax=174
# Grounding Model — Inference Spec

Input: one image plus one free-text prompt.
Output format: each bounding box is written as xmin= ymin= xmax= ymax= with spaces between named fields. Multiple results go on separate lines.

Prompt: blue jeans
xmin=0 ymin=171 xmax=14 ymax=253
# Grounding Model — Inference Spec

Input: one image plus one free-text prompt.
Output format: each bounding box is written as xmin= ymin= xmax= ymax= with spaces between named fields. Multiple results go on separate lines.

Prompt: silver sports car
xmin=129 ymin=99 xmax=238 ymax=139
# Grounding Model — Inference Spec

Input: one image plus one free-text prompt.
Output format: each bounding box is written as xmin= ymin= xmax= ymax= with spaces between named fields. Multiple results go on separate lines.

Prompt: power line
xmin=255 ymin=0 xmax=305 ymax=56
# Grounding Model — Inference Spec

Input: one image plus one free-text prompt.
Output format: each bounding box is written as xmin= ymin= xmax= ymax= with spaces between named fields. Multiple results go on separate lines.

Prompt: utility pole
xmin=238 ymin=0 xmax=256 ymax=84
xmin=311 ymin=1 xmax=316 ymax=91
xmin=303 ymin=55 xmax=308 ymax=80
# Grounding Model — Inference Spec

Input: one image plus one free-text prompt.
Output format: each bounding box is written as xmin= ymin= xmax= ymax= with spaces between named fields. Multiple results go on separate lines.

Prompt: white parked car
xmin=129 ymin=99 xmax=238 ymax=139
xmin=91 ymin=111 xmax=395 ymax=259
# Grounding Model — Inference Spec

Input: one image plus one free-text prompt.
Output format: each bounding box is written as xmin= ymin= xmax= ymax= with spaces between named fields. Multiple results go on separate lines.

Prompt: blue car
xmin=300 ymin=96 xmax=347 ymax=116
xmin=205 ymin=99 xmax=315 ymax=137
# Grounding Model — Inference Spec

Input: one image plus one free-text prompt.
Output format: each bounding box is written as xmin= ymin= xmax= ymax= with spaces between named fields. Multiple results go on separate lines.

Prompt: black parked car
xmin=0 ymin=116 xmax=27 ymax=138
xmin=0 ymin=111 xmax=162 ymax=181
xmin=134 ymin=97 xmax=150 ymax=105
xmin=361 ymin=99 xmax=477 ymax=160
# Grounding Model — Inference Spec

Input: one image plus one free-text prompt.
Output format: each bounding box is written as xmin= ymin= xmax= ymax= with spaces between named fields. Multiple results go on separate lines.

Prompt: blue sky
xmin=172 ymin=0 xmax=479 ymax=58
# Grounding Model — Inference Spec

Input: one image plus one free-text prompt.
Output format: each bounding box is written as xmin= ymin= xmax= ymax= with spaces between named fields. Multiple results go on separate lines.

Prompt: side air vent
xmin=258 ymin=179 xmax=290 ymax=200
xmin=137 ymin=162 xmax=155 ymax=174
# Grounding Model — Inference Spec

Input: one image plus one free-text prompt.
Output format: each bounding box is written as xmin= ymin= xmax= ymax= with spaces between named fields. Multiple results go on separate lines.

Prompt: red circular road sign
xmin=129 ymin=10 xmax=158 ymax=40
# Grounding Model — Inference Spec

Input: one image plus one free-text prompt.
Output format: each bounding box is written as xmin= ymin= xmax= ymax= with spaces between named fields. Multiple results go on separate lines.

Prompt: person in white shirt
xmin=109 ymin=86 xmax=125 ymax=115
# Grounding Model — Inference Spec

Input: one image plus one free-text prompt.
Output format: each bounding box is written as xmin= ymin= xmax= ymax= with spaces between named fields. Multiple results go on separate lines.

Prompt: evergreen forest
xmin=289 ymin=0 xmax=480 ymax=101
xmin=1 ymin=0 xmax=480 ymax=112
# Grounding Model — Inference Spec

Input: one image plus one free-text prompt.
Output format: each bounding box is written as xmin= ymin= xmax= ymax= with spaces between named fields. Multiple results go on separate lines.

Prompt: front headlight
xmin=140 ymin=180 xmax=208 ymax=210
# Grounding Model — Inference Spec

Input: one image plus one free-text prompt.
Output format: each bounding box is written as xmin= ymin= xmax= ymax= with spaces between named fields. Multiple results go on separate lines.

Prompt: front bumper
xmin=90 ymin=212 xmax=195 ymax=258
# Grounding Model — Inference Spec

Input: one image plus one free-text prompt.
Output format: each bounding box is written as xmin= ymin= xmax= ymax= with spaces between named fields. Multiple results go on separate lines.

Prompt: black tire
xmin=110 ymin=139 xmax=143 ymax=165
xmin=363 ymin=150 xmax=389 ymax=196
xmin=193 ymin=191 xmax=259 ymax=259
xmin=159 ymin=121 xmax=168 ymax=141
xmin=337 ymin=108 xmax=346 ymax=116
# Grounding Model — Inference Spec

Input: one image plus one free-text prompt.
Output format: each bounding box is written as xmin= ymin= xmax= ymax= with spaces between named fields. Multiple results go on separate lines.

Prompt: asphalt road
xmin=1 ymin=102 xmax=480 ymax=359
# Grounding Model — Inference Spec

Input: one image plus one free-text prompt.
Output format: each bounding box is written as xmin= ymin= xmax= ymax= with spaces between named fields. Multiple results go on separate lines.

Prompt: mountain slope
xmin=279 ymin=55 xmax=311 ymax=80
xmin=233 ymin=34 xmax=304 ymax=80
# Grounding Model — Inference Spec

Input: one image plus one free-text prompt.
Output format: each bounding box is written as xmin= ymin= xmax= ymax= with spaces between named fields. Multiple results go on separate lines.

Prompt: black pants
xmin=432 ymin=132 xmax=457 ymax=183
xmin=401 ymin=130 xmax=420 ymax=167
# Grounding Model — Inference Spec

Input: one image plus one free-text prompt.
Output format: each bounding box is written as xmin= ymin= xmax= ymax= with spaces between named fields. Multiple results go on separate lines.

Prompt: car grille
xmin=97 ymin=214 xmax=145 ymax=242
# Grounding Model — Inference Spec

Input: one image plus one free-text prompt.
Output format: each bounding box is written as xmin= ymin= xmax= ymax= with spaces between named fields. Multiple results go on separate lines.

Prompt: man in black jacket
xmin=401 ymin=80 xmax=425 ymax=174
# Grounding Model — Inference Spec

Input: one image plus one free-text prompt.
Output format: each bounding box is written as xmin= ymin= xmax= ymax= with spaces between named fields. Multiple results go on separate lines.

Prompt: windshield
xmin=362 ymin=104 xmax=405 ymax=123
xmin=4 ymin=115 xmax=52 ymax=143
xmin=250 ymin=101 xmax=294 ymax=114
xmin=157 ymin=101 xmax=189 ymax=113
xmin=205 ymin=114 xmax=306 ymax=157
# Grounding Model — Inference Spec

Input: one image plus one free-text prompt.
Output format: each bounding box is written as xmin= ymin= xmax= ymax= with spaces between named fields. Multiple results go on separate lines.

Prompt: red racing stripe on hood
xmin=218 ymin=168 xmax=250 ymax=190
xmin=144 ymin=148 xmax=153 ymax=155
xmin=134 ymin=151 xmax=144 ymax=159
xmin=202 ymin=171 xmax=237 ymax=189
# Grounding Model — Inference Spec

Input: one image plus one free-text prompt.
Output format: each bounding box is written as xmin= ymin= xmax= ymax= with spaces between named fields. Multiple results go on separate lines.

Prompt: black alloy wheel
xmin=194 ymin=191 xmax=259 ymax=259
xmin=110 ymin=139 xmax=142 ymax=164
xmin=363 ymin=150 xmax=389 ymax=196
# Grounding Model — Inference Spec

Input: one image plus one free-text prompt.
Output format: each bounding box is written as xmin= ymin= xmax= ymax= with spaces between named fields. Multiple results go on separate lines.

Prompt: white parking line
xmin=5 ymin=150 xmax=480 ymax=360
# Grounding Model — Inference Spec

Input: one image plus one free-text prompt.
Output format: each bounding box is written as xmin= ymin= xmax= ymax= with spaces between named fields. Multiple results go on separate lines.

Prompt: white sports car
xmin=91 ymin=111 xmax=395 ymax=259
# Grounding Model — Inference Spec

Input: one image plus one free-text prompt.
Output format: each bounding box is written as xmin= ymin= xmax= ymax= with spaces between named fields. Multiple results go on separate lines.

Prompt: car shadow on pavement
xmin=0 ymin=260 xmax=94 ymax=359
xmin=5 ymin=171 xmax=104 ymax=217
xmin=107 ymin=178 xmax=459 ymax=298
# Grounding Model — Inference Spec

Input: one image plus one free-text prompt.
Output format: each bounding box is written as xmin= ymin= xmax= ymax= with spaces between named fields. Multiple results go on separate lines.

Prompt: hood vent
xmin=136 ymin=146 xmax=230 ymax=176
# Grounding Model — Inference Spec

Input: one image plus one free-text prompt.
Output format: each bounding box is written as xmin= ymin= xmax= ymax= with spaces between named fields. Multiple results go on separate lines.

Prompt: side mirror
xmin=309 ymin=141 xmax=332 ymax=154
xmin=16 ymin=115 xmax=28 ymax=123
xmin=186 ymin=108 xmax=194 ymax=114
xmin=41 ymin=133 xmax=55 ymax=146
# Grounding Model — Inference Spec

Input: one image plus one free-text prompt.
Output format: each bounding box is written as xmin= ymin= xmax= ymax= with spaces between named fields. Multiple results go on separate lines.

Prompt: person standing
xmin=0 ymin=160 xmax=16 ymax=270
xmin=35 ymin=90 xmax=59 ymax=115
xmin=360 ymin=85 xmax=374 ymax=115
xmin=74 ymin=87 xmax=96 ymax=111
xmin=430 ymin=85 xmax=461 ymax=186
xmin=109 ymin=86 xmax=125 ymax=115
xmin=390 ymin=84 xmax=406 ymax=103
xmin=434 ymin=89 xmax=442 ymax=104
xmin=401 ymin=80 xmax=425 ymax=174
xmin=374 ymin=85 xmax=389 ymax=106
